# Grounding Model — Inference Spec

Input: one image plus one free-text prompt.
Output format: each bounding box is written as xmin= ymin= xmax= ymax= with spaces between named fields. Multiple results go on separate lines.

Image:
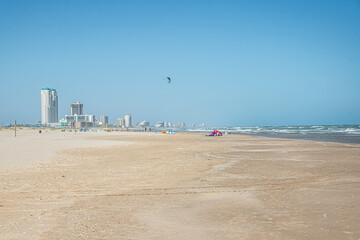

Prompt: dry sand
xmin=0 ymin=129 xmax=360 ymax=239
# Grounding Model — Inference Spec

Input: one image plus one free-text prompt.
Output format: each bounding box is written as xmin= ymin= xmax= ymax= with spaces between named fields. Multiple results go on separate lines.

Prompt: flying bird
xmin=166 ymin=77 xmax=171 ymax=83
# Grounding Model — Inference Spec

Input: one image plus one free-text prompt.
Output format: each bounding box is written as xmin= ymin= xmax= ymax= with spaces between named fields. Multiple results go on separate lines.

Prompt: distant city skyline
xmin=0 ymin=1 xmax=359 ymax=126
xmin=39 ymin=89 xmax=191 ymax=128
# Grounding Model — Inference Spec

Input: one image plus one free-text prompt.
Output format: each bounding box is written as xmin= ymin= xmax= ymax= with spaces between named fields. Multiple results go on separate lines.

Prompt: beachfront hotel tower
xmin=41 ymin=88 xmax=58 ymax=124
xmin=71 ymin=102 xmax=83 ymax=115
xmin=125 ymin=114 xmax=132 ymax=128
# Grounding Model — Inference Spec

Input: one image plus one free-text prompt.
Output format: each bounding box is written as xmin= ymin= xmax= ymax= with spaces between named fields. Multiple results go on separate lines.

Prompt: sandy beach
xmin=0 ymin=129 xmax=360 ymax=239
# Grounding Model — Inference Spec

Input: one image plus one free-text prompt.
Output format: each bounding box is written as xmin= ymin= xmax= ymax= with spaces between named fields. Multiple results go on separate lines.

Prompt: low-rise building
xmin=116 ymin=118 xmax=125 ymax=128
xmin=178 ymin=122 xmax=185 ymax=127
xmin=139 ymin=120 xmax=150 ymax=127
xmin=100 ymin=115 xmax=109 ymax=127
xmin=155 ymin=122 xmax=164 ymax=128
xmin=64 ymin=114 xmax=96 ymax=128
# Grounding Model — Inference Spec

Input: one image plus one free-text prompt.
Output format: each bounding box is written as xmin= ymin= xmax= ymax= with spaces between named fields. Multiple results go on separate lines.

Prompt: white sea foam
xmin=186 ymin=125 xmax=360 ymax=135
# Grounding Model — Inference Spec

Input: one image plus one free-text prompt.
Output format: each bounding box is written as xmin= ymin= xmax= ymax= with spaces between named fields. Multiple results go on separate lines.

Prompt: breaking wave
xmin=187 ymin=125 xmax=360 ymax=135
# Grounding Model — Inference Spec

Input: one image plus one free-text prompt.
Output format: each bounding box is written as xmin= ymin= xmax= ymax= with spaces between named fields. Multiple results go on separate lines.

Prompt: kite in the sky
xmin=166 ymin=77 xmax=171 ymax=83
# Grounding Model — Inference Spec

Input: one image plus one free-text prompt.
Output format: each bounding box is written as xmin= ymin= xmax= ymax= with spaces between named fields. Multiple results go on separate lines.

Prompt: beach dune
xmin=0 ymin=129 xmax=360 ymax=239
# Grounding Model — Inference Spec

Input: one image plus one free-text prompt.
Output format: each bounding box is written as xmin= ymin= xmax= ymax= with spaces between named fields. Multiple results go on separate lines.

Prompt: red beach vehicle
xmin=207 ymin=130 xmax=223 ymax=136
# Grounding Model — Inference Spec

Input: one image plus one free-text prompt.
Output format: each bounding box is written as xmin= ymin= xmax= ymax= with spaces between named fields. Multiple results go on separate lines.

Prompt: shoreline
xmin=238 ymin=133 xmax=360 ymax=145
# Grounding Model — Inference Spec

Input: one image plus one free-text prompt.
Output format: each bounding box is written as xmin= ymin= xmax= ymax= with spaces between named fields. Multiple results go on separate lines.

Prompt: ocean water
xmin=187 ymin=125 xmax=360 ymax=144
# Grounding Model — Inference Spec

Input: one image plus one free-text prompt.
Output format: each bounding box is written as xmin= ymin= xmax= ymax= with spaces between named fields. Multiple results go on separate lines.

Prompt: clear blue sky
xmin=0 ymin=0 xmax=359 ymax=126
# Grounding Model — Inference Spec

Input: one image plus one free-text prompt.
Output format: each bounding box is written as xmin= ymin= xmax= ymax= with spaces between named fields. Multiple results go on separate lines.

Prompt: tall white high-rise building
xmin=41 ymin=88 xmax=58 ymax=124
xmin=125 ymin=114 xmax=132 ymax=128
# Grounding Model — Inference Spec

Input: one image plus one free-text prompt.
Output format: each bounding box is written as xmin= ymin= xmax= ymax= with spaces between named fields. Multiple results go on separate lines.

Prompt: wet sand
xmin=0 ymin=129 xmax=360 ymax=239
